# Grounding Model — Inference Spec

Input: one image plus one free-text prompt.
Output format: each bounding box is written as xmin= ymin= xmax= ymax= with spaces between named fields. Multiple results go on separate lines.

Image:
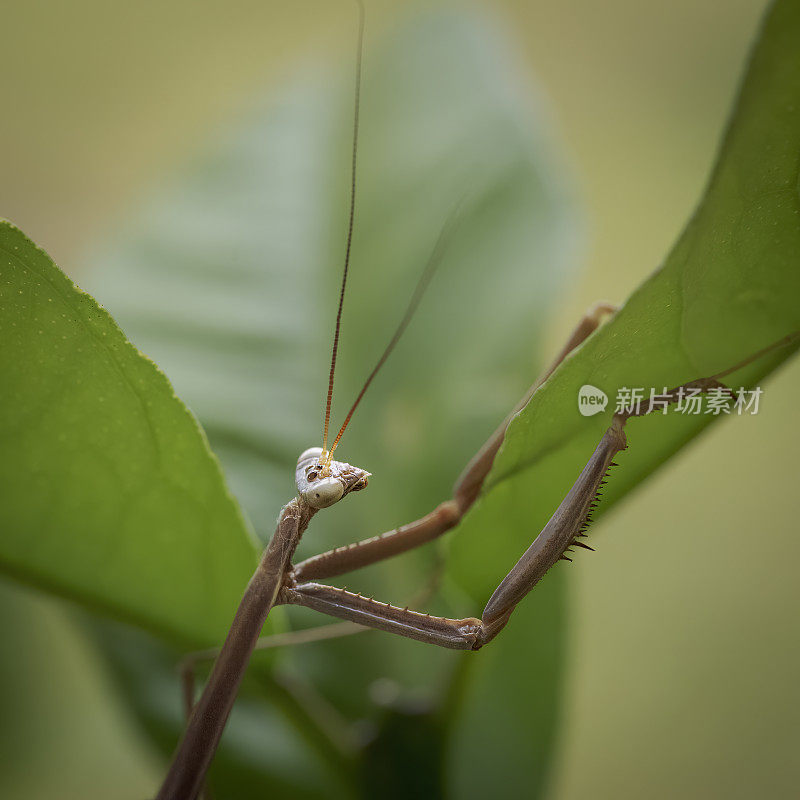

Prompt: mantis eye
xmin=301 ymin=476 xmax=344 ymax=509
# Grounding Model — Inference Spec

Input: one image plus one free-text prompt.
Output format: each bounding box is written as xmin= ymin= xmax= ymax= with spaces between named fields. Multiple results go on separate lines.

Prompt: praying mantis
xmin=150 ymin=3 xmax=800 ymax=799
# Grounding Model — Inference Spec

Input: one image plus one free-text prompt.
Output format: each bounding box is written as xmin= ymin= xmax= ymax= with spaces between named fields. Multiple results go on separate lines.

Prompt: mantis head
xmin=296 ymin=446 xmax=370 ymax=509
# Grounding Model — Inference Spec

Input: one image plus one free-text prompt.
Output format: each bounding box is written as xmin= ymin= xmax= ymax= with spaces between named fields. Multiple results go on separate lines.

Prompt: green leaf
xmin=0 ymin=221 xmax=260 ymax=645
xmin=447 ymin=1 xmax=799 ymax=792
xmin=85 ymin=6 xmax=576 ymax=796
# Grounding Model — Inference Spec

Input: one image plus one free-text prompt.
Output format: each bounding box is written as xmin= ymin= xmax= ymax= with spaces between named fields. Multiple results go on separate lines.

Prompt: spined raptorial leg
xmin=282 ymin=364 xmax=774 ymax=650
xmin=292 ymin=301 xmax=617 ymax=583
xmin=281 ymin=415 xmax=627 ymax=648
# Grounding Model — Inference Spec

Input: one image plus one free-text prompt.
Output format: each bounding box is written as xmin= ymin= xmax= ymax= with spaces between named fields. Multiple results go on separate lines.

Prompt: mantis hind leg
xmin=179 ymin=622 xmax=368 ymax=722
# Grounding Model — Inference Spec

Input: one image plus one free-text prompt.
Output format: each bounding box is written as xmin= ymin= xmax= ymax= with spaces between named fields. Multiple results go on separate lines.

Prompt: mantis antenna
xmin=322 ymin=0 xmax=365 ymax=458
xmin=327 ymin=214 xmax=459 ymax=460
xmin=320 ymin=0 xmax=459 ymax=467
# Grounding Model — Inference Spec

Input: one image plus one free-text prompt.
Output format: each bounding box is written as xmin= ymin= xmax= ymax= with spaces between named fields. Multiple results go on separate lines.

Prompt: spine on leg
xmin=480 ymin=419 xmax=627 ymax=638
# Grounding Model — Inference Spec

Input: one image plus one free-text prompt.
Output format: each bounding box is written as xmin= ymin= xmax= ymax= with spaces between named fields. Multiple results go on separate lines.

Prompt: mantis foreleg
xmin=282 ymin=415 xmax=626 ymax=649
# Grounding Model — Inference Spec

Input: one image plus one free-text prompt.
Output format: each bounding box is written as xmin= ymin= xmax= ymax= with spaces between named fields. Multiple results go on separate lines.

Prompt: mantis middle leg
xmin=292 ymin=301 xmax=617 ymax=583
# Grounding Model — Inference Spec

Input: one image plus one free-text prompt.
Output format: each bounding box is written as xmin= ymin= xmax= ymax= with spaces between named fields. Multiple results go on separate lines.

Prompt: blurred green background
xmin=1 ymin=0 xmax=798 ymax=798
